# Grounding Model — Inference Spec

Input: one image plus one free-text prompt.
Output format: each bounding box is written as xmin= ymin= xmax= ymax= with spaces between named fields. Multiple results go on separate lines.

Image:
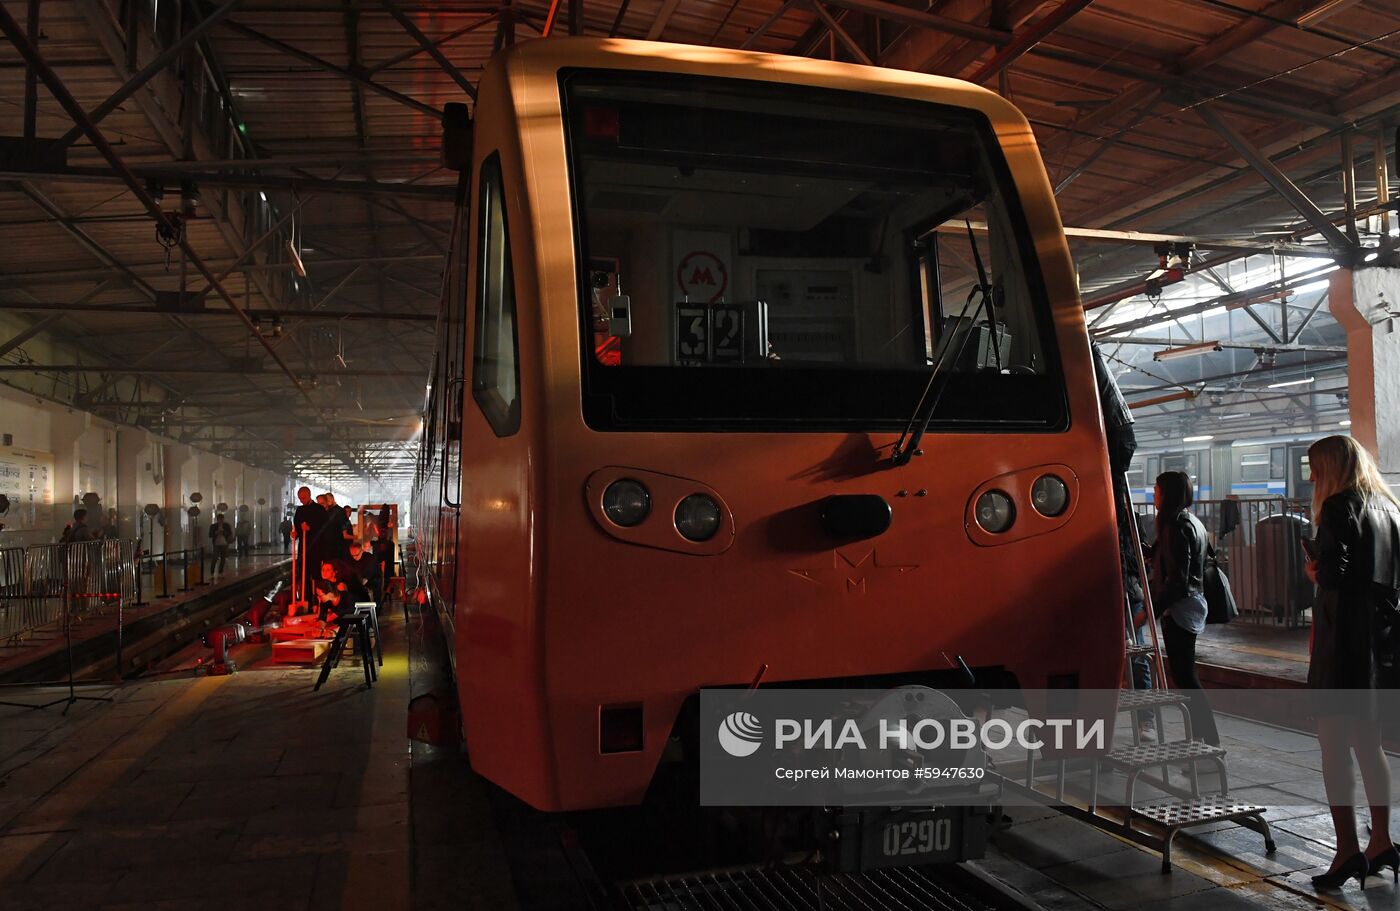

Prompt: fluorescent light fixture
xmin=1340 ymin=419 xmax=1352 ymax=427
xmin=258 ymin=191 xmax=268 ymax=203
xmin=1183 ymin=434 xmax=1214 ymax=443
xmin=1153 ymin=341 xmax=1222 ymax=362
xmin=1218 ymin=412 xmax=1250 ymax=420
xmin=1267 ymin=376 xmax=1315 ymax=389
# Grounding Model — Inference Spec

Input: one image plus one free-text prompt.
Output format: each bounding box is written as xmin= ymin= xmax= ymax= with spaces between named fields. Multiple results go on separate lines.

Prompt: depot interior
xmin=1 ymin=2 xmax=1399 ymax=910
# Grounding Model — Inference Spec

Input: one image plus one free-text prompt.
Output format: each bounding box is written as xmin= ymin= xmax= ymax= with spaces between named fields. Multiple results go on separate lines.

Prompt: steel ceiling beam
xmin=1 ymin=302 xmax=436 ymax=321
xmin=740 ymin=0 xmax=798 ymax=50
xmin=369 ymin=13 xmax=495 ymax=74
xmin=645 ymin=0 xmax=683 ymax=40
xmin=808 ymin=1 xmax=872 ymax=65
xmin=0 ymin=254 xmax=439 ymax=288
xmin=3 ymin=0 xmax=319 ymax=403
xmin=969 ymin=0 xmax=1095 ymax=85
xmin=378 ymin=0 xmax=478 ymax=100
xmin=1195 ymin=103 xmax=1357 ymax=255
xmin=48 ymin=0 xmax=245 ymax=155
xmin=0 ymin=16 xmax=314 ymax=399
xmin=0 ymin=278 xmax=122 ymax=359
xmin=215 ymin=17 xmax=444 ymax=121
xmin=820 ymin=0 xmax=1010 ymax=45
xmin=0 ymin=365 xmax=421 ymax=376
xmin=0 ymin=163 xmax=455 ymax=200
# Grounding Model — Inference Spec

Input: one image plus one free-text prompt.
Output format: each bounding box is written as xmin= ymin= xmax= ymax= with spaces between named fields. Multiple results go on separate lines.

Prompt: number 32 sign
xmin=675 ymin=302 xmax=746 ymax=364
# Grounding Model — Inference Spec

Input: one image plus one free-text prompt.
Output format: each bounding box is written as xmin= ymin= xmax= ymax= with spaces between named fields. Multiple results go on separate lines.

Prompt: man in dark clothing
xmin=323 ymin=493 xmax=353 ymax=560
xmin=209 ymin=513 xmax=233 ymax=578
xmin=1092 ymin=341 xmax=1154 ymax=718
xmin=1091 ymin=341 xmax=1137 ymax=498
xmin=372 ymin=506 xmax=395 ymax=581
xmin=279 ymin=516 xmax=293 ymax=553
xmin=291 ymin=487 xmax=328 ymax=599
xmin=65 ymin=508 xmax=94 ymax=543
xmin=349 ymin=542 xmax=383 ymax=604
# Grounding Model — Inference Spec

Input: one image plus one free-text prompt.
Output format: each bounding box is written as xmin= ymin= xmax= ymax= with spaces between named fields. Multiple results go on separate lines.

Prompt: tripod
xmin=0 ymin=588 xmax=115 ymax=714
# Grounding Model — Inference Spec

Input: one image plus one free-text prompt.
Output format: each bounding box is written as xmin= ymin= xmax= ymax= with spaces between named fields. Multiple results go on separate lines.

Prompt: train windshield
xmin=563 ymin=70 xmax=1065 ymax=433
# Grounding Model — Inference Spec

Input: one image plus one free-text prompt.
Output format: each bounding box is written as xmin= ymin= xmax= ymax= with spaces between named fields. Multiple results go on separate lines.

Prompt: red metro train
xmin=412 ymin=37 xmax=1125 ymax=816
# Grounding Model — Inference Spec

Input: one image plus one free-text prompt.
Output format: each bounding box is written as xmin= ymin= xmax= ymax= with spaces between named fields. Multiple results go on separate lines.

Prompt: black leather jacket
xmin=1315 ymin=491 xmax=1400 ymax=595
xmin=1153 ymin=508 xmax=1206 ymax=607
xmin=1312 ymin=490 xmax=1400 ymax=689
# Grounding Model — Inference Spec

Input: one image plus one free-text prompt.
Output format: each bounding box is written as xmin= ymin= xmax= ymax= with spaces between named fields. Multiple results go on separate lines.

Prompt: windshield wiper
xmin=890 ymin=219 xmax=998 ymax=467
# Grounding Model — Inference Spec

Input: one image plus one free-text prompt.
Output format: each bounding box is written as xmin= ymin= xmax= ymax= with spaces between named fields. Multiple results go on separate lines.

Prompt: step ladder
xmin=1020 ymin=486 xmax=1275 ymax=872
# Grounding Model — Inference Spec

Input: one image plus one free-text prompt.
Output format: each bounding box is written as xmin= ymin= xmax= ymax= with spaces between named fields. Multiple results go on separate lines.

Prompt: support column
xmin=1330 ymin=266 xmax=1400 ymax=487
xmin=163 ymin=443 xmax=195 ymax=554
xmin=49 ymin=408 xmax=90 ymax=517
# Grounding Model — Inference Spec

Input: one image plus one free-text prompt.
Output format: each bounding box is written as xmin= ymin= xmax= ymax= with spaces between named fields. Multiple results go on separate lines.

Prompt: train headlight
xmin=603 ymin=479 xmax=650 ymax=527
xmin=974 ymin=490 xmax=1015 ymax=534
xmin=675 ymin=494 xmax=721 ymax=542
xmin=1031 ymin=475 xmax=1070 ymax=517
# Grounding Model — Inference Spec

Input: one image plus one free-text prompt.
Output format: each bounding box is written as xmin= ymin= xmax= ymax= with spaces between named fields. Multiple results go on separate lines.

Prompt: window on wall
xmin=472 ymin=153 xmax=521 ymax=436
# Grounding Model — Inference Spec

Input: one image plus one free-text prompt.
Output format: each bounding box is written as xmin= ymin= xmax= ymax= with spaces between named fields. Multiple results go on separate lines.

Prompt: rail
xmin=1133 ymin=497 xmax=1314 ymax=628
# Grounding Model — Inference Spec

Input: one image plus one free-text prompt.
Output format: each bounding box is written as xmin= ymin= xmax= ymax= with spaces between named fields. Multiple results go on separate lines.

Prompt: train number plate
xmin=863 ymin=809 xmax=962 ymax=868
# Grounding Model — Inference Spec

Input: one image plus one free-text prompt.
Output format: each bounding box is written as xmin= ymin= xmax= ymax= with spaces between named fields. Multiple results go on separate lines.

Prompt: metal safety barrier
xmin=0 ymin=540 xmax=143 ymax=646
xmin=0 ymin=546 xmax=43 ymax=646
xmin=139 ymin=546 xmax=206 ymax=600
xmin=1135 ymin=497 xmax=1314 ymax=628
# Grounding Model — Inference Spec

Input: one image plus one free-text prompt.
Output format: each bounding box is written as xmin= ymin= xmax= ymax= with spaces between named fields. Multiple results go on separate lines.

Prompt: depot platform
xmin=0 ymin=550 xmax=292 ymax=685
xmin=2 ymin=593 xmax=1397 ymax=911
xmin=0 ymin=599 xmax=519 ymax=911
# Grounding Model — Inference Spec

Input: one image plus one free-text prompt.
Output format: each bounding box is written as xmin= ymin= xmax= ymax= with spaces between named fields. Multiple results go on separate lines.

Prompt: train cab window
xmin=472 ymin=154 xmax=522 ymax=436
xmin=562 ymin=71 xmax=1065 ymax=432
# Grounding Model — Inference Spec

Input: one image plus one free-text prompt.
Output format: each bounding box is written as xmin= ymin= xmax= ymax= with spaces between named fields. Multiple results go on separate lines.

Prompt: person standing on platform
xmin=1150 ymin=470 xmax=1219 ymax=746
xmin=209 ymin=513 xmax=233 ymax=579
xmin=324 ymin=493 xmax=353 ymax=560
xmin=373 ymin=505 xmax=395 ymax=582
xmin=1304 ymin=435 xmax=1400 ymax=890
xmin=291 ymin=487 xmax=328 ymax=600
xmin=279 ymin=515 xmax=293 ymax=553
xmin=1092 ymin=341 xmax=1154 ymax=732
xmin=64 ymin=508 xmax=93 ymax=543
xmin=235 ymin=512 xmax=252 ymax=558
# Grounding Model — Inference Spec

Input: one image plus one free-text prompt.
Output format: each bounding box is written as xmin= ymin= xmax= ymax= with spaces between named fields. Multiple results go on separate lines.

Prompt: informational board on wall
xmin=0 ymin=446 xmax=55 ymax=530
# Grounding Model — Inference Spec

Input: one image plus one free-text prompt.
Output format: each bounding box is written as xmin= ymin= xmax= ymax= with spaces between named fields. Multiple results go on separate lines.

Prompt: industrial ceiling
xmin=0 ymin=0 xmax=1396 ymax=488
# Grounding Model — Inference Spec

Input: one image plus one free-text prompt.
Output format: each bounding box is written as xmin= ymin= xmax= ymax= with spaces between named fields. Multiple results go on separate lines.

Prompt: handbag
xmin=1204 ymin=544 xmax=1239 ymax=624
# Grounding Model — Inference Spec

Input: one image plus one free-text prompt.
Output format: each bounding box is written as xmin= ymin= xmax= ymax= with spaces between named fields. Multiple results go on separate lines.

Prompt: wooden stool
xmin=313 ymin=614 xmax=376 ymax=691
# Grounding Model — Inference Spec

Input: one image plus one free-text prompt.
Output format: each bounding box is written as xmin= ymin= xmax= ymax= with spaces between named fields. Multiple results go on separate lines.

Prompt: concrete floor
xmin=985 ymin=709 xmax=1400 ymax=910
xmin=1 ymin=605 xmax=1396 ymax=910
xmin=0 ymin=604 xmax=517 ymax=911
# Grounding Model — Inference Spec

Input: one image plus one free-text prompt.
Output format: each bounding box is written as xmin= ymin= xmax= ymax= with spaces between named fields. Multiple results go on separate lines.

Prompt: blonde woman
xmin=1305 ymin=434 xmax=1400 ymax=890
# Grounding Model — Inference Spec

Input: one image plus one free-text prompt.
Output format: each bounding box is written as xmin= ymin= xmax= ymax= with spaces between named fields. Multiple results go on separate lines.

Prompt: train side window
xmin=1270 ymin=446 xmax=1285 ymax=480
xmin=472 ymin=153 xmax=522 ymax=436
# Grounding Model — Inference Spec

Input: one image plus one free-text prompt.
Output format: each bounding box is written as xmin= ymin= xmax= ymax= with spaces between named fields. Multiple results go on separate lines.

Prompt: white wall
xmin=0 ymin=384 xmax=295 ymax=552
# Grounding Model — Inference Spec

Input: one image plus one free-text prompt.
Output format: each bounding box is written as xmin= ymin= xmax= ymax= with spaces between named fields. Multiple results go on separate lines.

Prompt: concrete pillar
xmin=1330 ymin=265 xmax=1400 ymax=487
xmin=115 ymin=428 xmax=152 ymax=541
xmin=48 ymin=408 xmax=89 ymax=513
xmin=164 ymin=443 xmax=196 ymax=553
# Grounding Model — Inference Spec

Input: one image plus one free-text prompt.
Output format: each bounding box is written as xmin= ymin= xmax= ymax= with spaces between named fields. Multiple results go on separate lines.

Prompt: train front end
xmin=452 ymin=39 xmax=1125 ymax=815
